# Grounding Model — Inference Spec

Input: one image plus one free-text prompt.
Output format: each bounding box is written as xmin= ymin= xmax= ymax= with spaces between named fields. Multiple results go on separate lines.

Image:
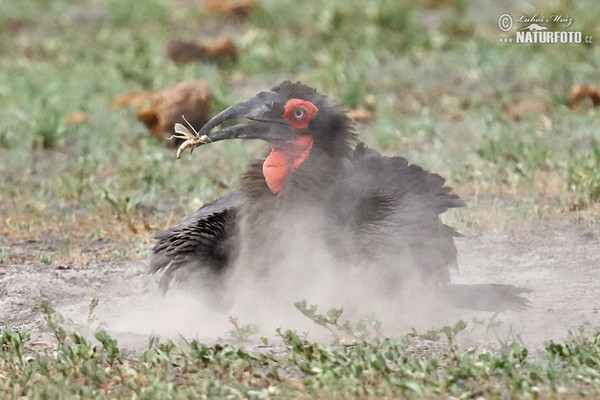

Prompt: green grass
xmin=569 ymin=147 xmax=600 ymax=208
xmin=3 ymin=303 xmax=600 ymax=399
xmin=1 ymin=0 xmax=599 ymax=235
xmin=1 ymin=0 xmax=600 ymax=396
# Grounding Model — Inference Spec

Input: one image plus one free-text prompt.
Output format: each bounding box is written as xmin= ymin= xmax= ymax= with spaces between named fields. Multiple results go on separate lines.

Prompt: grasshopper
xmin=169 ymin=115 xmax=210 ymax=160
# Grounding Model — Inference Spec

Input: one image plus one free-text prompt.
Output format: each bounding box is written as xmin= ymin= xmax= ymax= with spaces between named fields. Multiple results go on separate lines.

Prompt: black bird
xmin=151 ymin=81 xmax=530 ymax=311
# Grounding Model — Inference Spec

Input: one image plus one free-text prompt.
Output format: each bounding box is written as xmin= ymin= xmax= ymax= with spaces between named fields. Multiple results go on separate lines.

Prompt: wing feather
xmin=343 ymin=143 xmax=465 ymax=284
xmin=150 ymin=190 xmax=242 ymax=291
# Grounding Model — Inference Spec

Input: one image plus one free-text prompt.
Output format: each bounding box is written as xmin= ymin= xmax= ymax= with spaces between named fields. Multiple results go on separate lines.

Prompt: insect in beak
xmin=168 ymin=115 xmax=211 ymax=160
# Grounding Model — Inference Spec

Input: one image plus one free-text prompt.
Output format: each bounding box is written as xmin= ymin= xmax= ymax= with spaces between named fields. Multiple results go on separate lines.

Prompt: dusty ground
xmin=452 ymin=217 xmax=600 ymax=350
xmin=1 ymin=215 xmax=599 ymax=351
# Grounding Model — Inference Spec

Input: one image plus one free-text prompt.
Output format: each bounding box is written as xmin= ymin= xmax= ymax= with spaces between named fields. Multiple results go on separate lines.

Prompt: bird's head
xmin=192 ymin=81 xmax=356 ymax=194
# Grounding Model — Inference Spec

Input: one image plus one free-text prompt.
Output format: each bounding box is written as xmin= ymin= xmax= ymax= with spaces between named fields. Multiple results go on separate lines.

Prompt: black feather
xmin=150 ymin=190 xmax=241 ymax=291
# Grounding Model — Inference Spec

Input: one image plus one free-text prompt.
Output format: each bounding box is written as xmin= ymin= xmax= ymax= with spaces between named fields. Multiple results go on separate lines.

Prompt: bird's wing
xmin=150 ymin=190 xmax=242 ymax=291
xmin=341 ymin=143 xmax=465 ymax=284
xmin=344 ymin=144 xmax=532 ymax=311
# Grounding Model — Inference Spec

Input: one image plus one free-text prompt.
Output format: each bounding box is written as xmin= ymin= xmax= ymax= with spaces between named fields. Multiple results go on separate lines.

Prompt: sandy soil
xmin=1 ymin=216 xmax=599 ymax=351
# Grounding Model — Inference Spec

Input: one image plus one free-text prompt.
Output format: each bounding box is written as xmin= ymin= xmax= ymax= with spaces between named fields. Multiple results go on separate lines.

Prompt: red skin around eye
xmin=283 ymin=99 xmax=318 ymax=129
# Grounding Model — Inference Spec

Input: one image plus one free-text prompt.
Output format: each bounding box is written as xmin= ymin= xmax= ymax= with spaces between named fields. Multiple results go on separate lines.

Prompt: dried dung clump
xmin=166 ymin=37 xmax=238 ymax=64
xmin=507 ymin=100 xmax=548 ymax=120
xmin=110 ymin=91 xmax=155 ymax=110
xmin=112 ymin=81 xmax=211 ymax=141
xmin=347 ymin=108 xmax=375 ymax=122
xmin=203 ymin=0 xmax=255 ymax=20
xmin=568 ymin=84 xmax=600 ymax=112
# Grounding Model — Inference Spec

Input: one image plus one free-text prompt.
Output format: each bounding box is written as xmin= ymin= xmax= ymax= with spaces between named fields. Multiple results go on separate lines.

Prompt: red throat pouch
xmin=263 ymin=136 xmax=313 ymax=194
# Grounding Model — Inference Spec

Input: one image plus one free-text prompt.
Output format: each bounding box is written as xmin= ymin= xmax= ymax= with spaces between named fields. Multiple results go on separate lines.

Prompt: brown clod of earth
xmin=166 ymin=37 xmax=237 ymax=64
xmin=568 ymin=83 xmax=600 ymax=112
xmin=62 ymin=110 xmax=90 ymax=127
xmin=507 ymin=100 xmax=548 ymax=120
xmin=109 ymin=91 xmax=156 ymax=110
xmin=204 ymin=0 xmax=255 ymax=20
xmin=135 ymin=80 xmax=212 ymax=140
xmin=347 ymin=108 xmax=375 ymax=122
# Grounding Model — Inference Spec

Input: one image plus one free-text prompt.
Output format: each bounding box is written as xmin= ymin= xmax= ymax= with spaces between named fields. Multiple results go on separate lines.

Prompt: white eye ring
xmin=294 ymin=107 xmax=306 ymax=119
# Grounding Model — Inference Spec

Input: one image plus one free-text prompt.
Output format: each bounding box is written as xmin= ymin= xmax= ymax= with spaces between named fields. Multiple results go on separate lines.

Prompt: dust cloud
xmin=84 ymin=207 xmax=478 ymax=347
xmin=4 ymin=214 xmax=598 ymax=352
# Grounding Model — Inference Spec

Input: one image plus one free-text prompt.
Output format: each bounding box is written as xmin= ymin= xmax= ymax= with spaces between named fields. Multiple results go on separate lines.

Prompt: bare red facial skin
xmin=262 ymin=98 xmax=318 ymax=194
xmin=263 ymin=136 xmax=313 ymax=194
xmin=283 ymin=99 xmax=318 ymax=130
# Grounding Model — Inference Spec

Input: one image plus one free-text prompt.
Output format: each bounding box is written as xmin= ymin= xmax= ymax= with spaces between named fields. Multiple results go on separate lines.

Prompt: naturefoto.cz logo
xmin=497 ymin=13 xmax=593 ymax=44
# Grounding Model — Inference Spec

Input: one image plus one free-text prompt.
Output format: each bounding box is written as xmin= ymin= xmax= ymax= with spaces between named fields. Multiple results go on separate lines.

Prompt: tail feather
xmin=442 ymin=284 xmax=532 ymax=311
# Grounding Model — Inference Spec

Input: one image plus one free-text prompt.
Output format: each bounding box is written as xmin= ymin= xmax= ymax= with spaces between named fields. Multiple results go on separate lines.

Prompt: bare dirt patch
xmin=452 ymin=216 xmax=600 ymax=349
xmin=1 ymin=216 xmax=598 ymax=350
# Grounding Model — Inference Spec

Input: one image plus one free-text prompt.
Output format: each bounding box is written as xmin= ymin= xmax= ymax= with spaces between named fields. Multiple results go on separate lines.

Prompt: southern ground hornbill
xmin=150 ymin=81 xmax=530 ymax=312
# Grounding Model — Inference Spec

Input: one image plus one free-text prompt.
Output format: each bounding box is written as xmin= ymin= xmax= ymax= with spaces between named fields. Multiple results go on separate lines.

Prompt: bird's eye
xmin=294 ymin=107 xmax=306 ymax=119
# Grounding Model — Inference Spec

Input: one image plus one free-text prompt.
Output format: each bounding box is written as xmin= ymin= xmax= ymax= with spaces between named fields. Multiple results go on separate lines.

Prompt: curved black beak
xmin=195 ymin=90 xmax=293 ymax=145
xmin=202 ymin=121 xmax=294 ymax=143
